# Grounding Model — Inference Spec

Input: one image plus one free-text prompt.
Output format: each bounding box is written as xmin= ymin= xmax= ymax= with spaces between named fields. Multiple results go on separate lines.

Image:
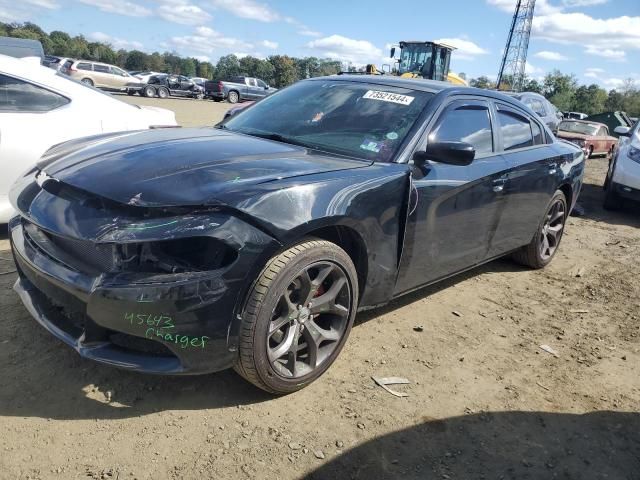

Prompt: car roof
xmin=308 ymin=74 xmax=535 ymax=106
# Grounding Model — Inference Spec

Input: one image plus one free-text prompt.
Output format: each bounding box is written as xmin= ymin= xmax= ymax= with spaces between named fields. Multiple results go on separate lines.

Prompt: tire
xmin=81 ymin=78 xmax=93 ymax=87
xmin=513 ymin=190 xmax=568 ymax=269
xmin=227 ymin=91 xmax=239 ymax=104
xmin=603 ymin=157 xmax=622 ymax=210
xmin=235 ymin=239 xmax=358 ymax=394
xmin=213 ymin=98 xmax=223 ymax=102
xmin=157 ymin=87 xmax=169 ymax=99
xmin=142 ymin=85 xmax=156 ymax=98
xmin=127 ymin=89 xmax=135 ymax=96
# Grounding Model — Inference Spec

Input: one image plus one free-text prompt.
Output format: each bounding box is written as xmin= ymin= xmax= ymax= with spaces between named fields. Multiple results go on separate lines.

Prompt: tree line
xmin=469 ymin=71 xmax=640 ymax=117
xmin=1 ymin=21 xmax=342 ymax=88
xmin=3 ymin=21 xmax=639 ymax=116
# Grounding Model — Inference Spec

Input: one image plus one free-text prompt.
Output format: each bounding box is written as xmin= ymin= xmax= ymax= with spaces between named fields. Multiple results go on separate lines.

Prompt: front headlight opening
xmin=121 ymin=237 xmax=238 ymax=274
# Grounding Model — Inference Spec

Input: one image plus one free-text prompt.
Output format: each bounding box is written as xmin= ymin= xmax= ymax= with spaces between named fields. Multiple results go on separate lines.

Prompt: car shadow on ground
xmin=576 ymin=181 xmax=640 ymax=229
xmin=0 ymin=254 xmax=525 ymax=420
xmin=306 ymin=410 xmax=640 ymax=480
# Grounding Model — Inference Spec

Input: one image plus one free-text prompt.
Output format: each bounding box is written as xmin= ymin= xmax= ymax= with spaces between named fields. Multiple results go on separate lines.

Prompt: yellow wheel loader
xmin=388 ymin=41 xmax=468 ymax=86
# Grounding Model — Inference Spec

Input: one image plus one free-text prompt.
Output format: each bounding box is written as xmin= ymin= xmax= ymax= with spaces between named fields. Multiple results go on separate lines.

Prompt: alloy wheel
xmin=539 ymin=198 xmax=566 ymax=261
xmin=267 ymin=261 xmax=351 ymax=379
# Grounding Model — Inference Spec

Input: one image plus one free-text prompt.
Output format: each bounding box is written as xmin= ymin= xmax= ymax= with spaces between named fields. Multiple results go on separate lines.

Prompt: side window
xmin=531 ymin=120 xmax=544 ymax=145
xmin=429 ymin=103 xmax=494 ymax=155
xmin=497 ymin=109 xmax=534 ymax=151
xmin=249 ymin=78 xmax=258 ymax=87
xmin=110 ymin=67 xmax=125 ymax=76
xmin=94 ymin=64 xmax=110 ymax=73
xmin=0 ymin=74 xmax=69 ymax=112
xmin=598 ymin=127 xmax=607 ymax=137
xmin=77 ymin=62 xmax=92 ymax=71
xmin=256 ymin=79 xmax=267 ymax=88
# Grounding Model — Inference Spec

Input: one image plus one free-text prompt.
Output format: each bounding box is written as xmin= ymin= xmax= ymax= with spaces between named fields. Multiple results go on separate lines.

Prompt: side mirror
xmin=614 ymin=126 xmax=631 ymax=136
xmin=390 ymin=47 xmax=396 ymax=58
xmin=413 ymin=141 xmax=475 ymax=167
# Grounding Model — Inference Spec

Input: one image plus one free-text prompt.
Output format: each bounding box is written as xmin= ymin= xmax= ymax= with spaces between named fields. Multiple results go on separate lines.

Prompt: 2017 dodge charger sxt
xmin=10 ymin=76 xmax=585 ymax=394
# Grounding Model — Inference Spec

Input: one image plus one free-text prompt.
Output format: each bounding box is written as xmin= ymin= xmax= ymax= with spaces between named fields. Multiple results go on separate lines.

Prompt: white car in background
xmin=0 ymin=54 xmax=177 ymax=222
xmin=603 ymin=123 xmax=640 ymax=210
xmin=132 ymin=71 xmax=162 ymax=84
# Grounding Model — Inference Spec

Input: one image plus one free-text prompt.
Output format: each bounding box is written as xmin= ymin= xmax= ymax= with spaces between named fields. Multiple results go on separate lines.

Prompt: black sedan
xmin=9 ymin=76 xmax=585 ymax=394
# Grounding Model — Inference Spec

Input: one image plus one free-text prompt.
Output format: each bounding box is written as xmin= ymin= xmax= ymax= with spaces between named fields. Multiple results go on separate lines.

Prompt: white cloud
xmin=487 ymin=0 xmax=561 ymax=15
xmin=78 ymin=0 xmax=151 ymax=17
xmin=260 ymin=40 xmax=278 ymax=49
xmin=562 ymin=0 xmax=609 ymax=7
xmin=170 ymin=26 xmax=253 ymax=56
xmin=208 ymin=0 xmax=279 ymax=22
xmin=298 ymin=28 xmax=322 ymax=37
xmin=89 ymin=31 xmax=144 ymax=50
xmin=534 ymin=50 xmax=569 ymax=61
xmin=25 ymin=0 xmax=58 ymax=8
xmin=525 ymin=61 xmax=544 ymax=75
xmin=306 ymin=35 xmax=383 ymax=64
xmin=157 ymin=3 xmax=211 ymax=25
xmin=585 ymin=45 xmax=626 ymax=61
xmin=433 ymin=38 xmax=489 ymax=60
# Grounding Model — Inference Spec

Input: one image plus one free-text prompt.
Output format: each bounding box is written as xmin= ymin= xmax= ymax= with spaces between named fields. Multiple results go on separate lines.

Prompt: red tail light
xmin=217 ymin=81 xmax=223 ymax=92
xmin=70 ymin=65 xmax=78 ymax=72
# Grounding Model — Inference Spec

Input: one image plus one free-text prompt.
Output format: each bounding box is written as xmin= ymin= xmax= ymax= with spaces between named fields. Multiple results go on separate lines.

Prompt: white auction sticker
xmin=363 ymin=90 xmax=415 ymax=105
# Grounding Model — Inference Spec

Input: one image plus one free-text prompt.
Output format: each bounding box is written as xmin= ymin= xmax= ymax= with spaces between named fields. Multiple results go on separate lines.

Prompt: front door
xmin=394 ymin=98 xmax=509 ymax=295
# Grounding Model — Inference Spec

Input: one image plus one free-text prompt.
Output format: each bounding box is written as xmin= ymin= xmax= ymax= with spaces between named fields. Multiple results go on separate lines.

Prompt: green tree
xmin=605 ymin=90 xmax=625 ymax=112
xmin=470 ymin=76 xmax=495 ymax=89
xmin=196 ymin=61 xmax=215 ymax=79
xmin=268 ymin=55 xmax=297 ymax=88
xmin=179 ymin=57 xmax=197 ymax=77
xmin=125 ymin=50 xmax=149 ymax=71
xmin=215 ymin=54 xmax=241 ymax=80
xmin=147 ymin=52 xmax=166 ymax=72
xmin=49 ymin=30 xmax=71 ymax=56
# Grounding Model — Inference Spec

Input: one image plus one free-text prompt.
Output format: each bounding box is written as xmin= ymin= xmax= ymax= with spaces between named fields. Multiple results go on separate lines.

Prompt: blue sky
xmin=2 ymin=0 xmax=639 ymax=89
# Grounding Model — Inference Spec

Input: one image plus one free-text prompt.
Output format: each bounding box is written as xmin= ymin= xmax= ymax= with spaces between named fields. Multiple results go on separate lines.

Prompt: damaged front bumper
xmin=9 ymin=189 xmax=278 ymax=375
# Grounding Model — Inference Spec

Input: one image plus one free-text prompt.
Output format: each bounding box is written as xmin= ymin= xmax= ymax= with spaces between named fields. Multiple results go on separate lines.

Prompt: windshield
xmin=223 ymin=80 xmax=433 ymax=162
xmin=559 ymin=121 xmax=598 ymax=136
xmin=398 ymin=44 xmax=433 ymax=76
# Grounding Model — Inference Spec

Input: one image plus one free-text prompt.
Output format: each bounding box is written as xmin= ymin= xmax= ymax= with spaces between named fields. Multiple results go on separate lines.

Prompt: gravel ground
xmin=0 ymin=97 xmax=638 ymax=480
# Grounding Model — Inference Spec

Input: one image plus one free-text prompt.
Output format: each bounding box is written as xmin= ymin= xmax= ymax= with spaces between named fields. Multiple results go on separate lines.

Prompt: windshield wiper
xmin=240 ymin=131 xmax=313 ymax=149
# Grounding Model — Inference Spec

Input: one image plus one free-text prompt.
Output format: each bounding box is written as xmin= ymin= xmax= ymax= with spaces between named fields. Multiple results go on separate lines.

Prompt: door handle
xmin=492 ymin=176 xmax=508 ymax=193
xmin=548 ymin=163 xmax=558 ymax=175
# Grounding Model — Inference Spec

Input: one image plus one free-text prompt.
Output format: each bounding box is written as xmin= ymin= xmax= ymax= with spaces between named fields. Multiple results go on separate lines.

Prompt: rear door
xmin=489 ymin=102 xmax=559 ymax=255
xmin=394 ymin=97 xmax=510 ymax=294
xmin=92 ymin=64 xmax=113 ymax=89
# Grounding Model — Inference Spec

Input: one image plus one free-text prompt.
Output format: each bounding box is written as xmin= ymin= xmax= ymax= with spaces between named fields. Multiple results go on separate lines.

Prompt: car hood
xmin=556 ymin=131 xmax=591 ymax=141
xmin=39 ymin=128 xmax=371 ymax=207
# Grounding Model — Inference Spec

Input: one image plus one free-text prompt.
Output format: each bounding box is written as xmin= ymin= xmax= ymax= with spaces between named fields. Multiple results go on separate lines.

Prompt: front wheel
xmin=513 ymin=190 xmax=568 ymax=269
xmin=235 ymin=239 xmax=358 ymax=394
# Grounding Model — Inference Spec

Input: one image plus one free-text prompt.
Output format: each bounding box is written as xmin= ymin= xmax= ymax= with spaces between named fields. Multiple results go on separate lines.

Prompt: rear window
xmin=0 ymin=74 xmax=69 ymax=112
xmin=77 ymin=62 xmax=92 ymax=71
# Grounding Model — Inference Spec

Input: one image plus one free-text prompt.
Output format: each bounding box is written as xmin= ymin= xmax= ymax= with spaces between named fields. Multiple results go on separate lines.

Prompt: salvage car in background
xmin=205 ymin=76 xmax=276 ymax=103
xmin=587 ymin=111 xmax=635 ymax=138
xmin=603 ymin=122 xmax=640 ymax=209
xmin=10 ymin=76 xmax=584 ymax=394
xmin=65 ymin=59 xmax=142 ymax=91
xmin=556 ymin=119 xmax=618 ymax=158
xmin=0 ymin=54 xmax=177 ymax=223
xmin=142 ymin=74 xmax=205 ymax=99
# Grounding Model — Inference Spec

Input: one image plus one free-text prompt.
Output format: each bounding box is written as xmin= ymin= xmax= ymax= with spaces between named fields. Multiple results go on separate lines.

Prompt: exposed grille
xmin=23 ymin=221 xmax=116 ymax=274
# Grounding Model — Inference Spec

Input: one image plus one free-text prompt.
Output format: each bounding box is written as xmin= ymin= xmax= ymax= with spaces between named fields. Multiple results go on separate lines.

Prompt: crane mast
xmin=496 ymin=0 xmax=536 ymax=92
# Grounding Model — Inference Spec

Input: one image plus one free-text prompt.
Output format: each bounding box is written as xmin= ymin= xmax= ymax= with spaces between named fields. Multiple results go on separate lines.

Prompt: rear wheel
xmin=142 ymin=85 xmax=156 ymax=97
xmin=235 ymin=239 xmax=358 ymax=394
xmin=228 ymin=91 xmax=239 ymax=104
xmin=157 ymin=87 xmax=169 ymax=99
xmin=513 ymin=190 xmax=567 ymax=269
xmin=603 ymin=157 xmax=622 ymax=210
xmin=81 ymin=78 xmax=93 ymax=87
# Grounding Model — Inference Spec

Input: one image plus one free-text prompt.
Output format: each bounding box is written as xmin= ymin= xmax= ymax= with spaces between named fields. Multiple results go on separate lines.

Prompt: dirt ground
xmin=0 ymin=97 xmax=638 ymax=480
